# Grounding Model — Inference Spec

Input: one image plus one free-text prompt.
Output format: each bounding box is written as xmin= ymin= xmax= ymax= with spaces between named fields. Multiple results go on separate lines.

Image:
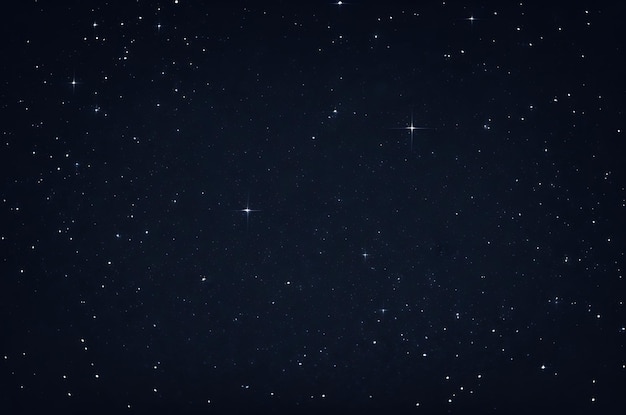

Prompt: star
xmin=393 ymin=112 xmax=433 ymax=151
xmin=237 ymin=195 xmax=260 ymax=228
xmin=70 ymin=75 xmax=79 ymax=93
xmin=463 ymin=16 xmax=480 ymax=27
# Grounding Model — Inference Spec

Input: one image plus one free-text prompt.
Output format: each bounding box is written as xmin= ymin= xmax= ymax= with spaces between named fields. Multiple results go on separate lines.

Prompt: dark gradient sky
xmin=1 ymin=1 xmax=625 ymax=414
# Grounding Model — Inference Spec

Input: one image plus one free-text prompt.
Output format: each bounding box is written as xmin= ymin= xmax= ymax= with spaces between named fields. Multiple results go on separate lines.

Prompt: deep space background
xmin=1 ymin=1 xmax=625 ymax=413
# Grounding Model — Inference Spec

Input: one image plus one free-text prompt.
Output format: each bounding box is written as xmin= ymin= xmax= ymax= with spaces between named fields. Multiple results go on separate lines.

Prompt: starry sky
xmin=1 ymin=1 xmax=625 ymax=413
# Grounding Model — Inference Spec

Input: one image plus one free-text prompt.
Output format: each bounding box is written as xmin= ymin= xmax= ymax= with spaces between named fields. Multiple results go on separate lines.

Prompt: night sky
xmin=1 ymin=1 xmax=625 ymax=413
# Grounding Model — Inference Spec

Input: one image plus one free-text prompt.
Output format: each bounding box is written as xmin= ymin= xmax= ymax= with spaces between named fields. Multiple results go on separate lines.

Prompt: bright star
xmin=237 ymin=195 xmax=260 ymax=228
xmin=464 ymin=16 xmax=480 ymax=26
xmin=70 ymin=75 xmax=79 ymax=92
xmin=392 ymin=112 xmax=433 ymax=151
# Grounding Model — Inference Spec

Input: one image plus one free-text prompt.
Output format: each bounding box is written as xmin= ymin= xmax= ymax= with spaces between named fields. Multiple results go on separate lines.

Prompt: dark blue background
xmin=1 ymin=1 xmax=624 ymax=413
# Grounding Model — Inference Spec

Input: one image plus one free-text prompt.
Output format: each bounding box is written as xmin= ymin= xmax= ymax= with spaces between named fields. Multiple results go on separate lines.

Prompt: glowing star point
xmin=237 ymin=195 xmax=260 ymax=229
xmin=390 ymin=112 xmax=433 ymax=151
xmin=405 ymin=112 xmax=432 ymax=150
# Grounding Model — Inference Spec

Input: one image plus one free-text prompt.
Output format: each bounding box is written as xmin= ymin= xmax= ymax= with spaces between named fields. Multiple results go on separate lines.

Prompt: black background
xmin=1 ymin=1 xmax=625 ymax=413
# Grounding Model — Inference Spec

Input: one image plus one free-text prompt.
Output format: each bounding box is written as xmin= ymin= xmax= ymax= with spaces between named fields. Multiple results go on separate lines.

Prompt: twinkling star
xmin=70 ymin=74 xmax=79 ymax=93
xmin=238 ymin=196 xmax=260 ymax=229
xmin=393 ymin=112 xmax=432 ymax=151
xmin=463 ymin=16 xmax=480 ymax=28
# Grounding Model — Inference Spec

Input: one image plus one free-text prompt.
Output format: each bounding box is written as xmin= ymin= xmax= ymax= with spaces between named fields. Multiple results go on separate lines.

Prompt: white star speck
xmin=237 ymin=195 xmax=260 ymax=228
xmin=392 ymin=112 xmax=433 ymax=150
